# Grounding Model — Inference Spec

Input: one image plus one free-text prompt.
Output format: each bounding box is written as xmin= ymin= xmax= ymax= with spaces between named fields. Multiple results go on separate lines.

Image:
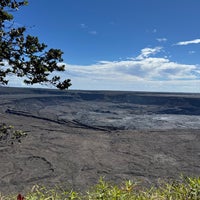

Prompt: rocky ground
xmin=0 ymin=87 xmax=200 ymax=195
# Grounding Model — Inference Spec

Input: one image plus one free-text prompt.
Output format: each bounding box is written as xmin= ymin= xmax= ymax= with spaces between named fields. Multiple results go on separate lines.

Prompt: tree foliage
xmin=0 ymin=0 xmax=71 ymax=89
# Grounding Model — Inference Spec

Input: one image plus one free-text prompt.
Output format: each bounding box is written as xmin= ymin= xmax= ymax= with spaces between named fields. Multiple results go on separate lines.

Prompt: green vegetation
xmin=0 ymin=0 xmax=71 ymax=89
xmin=0 ymin=123 xmax=27 ymax=143
xmin=0 ymin=176 xmax=200 ymax=199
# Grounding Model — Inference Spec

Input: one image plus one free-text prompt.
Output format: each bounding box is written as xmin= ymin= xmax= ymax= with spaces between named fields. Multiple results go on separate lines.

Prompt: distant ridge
xmin=0 ymin=86 xmax=200 ymax=96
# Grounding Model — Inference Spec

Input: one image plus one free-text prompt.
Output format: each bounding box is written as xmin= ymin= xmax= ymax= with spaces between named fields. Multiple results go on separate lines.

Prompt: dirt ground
xmin=0 ymin=87 xmax=200 ymax=195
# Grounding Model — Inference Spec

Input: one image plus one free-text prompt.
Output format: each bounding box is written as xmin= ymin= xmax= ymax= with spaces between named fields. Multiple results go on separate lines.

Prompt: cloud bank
xmin=5 ymin=47 xmax=200 ymax=93
xmin=60 ymin=47 xmax=200 ymax=92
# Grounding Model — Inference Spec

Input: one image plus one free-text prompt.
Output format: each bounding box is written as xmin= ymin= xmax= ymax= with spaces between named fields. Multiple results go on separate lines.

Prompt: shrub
xmin=0 ymin=123 xmax=27 ymax=144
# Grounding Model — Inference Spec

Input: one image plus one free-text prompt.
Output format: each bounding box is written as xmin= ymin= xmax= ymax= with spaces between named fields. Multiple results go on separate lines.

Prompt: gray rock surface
xmin=0 ymin=87 xmax=200 ymax=194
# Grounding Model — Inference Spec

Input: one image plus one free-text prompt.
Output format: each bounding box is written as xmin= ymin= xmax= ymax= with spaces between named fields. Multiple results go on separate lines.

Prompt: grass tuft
xmin=0 ymin=176 xmax=200 ymax=199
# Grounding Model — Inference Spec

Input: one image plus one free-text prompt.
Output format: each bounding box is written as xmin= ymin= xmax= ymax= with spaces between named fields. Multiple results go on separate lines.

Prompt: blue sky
xmin=8 ymin=0 xmax=200 ymax=92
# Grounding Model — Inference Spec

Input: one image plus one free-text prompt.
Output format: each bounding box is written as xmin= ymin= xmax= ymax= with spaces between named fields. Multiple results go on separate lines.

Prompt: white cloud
xmin=58 ymin=47 xmax=200 ymax=92
xmin=175 ymin=39 xmax=200 ymax=46
xmin=136 ymin=47 xmax=162 ymax=59
xmin=4 ymin=47 xmax=200 ymax=93
xmin=79 ymin=24 xmax=97 ymax=35
xmin=6 ymin=75 xmax=49 ymax=88
xmin=157 ymin=38 xmax=167 ymax=42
